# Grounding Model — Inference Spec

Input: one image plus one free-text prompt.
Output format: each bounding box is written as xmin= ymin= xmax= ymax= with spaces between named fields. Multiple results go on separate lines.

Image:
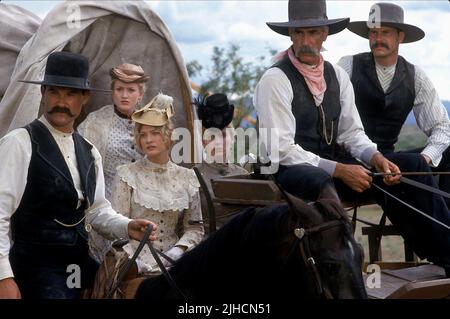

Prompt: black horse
xmin=135 ymin=194 xmax=367 ymax=299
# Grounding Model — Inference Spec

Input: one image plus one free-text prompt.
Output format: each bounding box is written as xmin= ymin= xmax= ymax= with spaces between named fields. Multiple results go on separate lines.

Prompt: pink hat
xmin=110 ymin=63 xmax=149 ymax=83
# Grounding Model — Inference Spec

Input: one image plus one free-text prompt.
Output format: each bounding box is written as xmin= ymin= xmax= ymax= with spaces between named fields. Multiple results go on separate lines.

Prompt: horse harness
xmin=287 ymin=216 xmax=346 ymax=299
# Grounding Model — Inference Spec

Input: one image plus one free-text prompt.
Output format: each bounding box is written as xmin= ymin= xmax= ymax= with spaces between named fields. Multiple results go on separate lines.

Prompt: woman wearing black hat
xmin=194 ymin=93 xmax=249 ymax=233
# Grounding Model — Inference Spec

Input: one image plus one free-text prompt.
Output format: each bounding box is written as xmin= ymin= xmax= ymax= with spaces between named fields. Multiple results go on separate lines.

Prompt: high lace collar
xmin=142 ymin=156 xmax=171 ymax=173
xmin=117 ymin=158 xmax=200 ymax=212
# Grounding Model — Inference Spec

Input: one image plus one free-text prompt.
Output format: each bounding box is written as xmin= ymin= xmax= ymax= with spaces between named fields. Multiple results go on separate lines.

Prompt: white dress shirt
xmin=0 ymin=116 xmax=131 ymax=281
xmin=253 ymin=63 xmax=378 ymax=176
xmin=338 ymin=55 xmax=450 ymax=167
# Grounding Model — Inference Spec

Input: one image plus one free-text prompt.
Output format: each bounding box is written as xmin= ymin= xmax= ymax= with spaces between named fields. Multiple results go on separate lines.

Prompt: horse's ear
xmin=315 ymin=198 xmax=348 ymax=222
xmin=269 ymin=177 xmax=320 ymax=226
xmin=283 ymin=191 xmax=322 ymax=226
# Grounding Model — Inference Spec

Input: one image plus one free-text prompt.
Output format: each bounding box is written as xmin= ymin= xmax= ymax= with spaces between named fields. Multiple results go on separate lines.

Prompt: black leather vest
xmin=351 ymin=53 xmax=416 ymax=153
xmin=272 ymin=57 xmax=341 ymax=160
xmin=11 ymin=120 xmax=96 ymax=246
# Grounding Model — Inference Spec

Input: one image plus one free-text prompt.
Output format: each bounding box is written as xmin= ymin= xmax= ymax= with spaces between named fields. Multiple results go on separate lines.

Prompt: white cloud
xmin=150 ymin=1 xmax=450 ymax=98
xmin=4 ymin=0 xmax=450 ymax=99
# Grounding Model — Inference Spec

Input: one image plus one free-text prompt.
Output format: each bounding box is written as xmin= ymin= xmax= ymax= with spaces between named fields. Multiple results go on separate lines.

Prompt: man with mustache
xmin=254 ymin=0 xmax=450 ymax=277
xmin=338 ymin=2 xmax=450 ymax=206
xmin=0 ymin=51 xmax=158 ymax=299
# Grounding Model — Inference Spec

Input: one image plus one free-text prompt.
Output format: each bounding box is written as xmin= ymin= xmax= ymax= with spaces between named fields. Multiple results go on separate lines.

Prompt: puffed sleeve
xmin=110 ymin=168 xmax=132 ymax=218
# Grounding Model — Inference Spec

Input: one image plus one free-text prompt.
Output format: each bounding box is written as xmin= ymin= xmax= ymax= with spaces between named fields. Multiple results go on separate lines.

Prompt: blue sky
xmin=5 ymin=0 xmax=450 ymax=99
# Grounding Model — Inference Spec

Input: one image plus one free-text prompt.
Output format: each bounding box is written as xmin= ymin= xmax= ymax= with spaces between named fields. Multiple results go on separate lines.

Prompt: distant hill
xmin=405 ymin=100 xmax=450 ymax=125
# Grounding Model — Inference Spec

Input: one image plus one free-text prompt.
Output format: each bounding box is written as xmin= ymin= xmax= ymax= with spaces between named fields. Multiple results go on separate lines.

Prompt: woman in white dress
xmin=78 ymin=63 xmax=148 ymax=198
xmin=111 ymin=93 xmax=204 ymax=274
xmin=77 ymin=63 xmax=148 ymax=262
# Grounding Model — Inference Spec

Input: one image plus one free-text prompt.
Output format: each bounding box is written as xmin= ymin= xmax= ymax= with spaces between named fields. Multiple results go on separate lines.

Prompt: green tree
xmin=187 ymin=43 xmax=276 ymax=128
xmin=395 ymin=125 xmax=427 ymax=151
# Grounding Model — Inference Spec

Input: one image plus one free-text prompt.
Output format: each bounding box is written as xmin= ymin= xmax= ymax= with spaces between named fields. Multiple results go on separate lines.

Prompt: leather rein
xmin=106 ymin=224 xmax=186 ymax=299
xmin=369 ymin=173 xmax=450 ymax=231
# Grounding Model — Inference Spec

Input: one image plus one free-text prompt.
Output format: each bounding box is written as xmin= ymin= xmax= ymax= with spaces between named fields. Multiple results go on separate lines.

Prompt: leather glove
xmin=162 ymin=246 xmax=185 ymax=267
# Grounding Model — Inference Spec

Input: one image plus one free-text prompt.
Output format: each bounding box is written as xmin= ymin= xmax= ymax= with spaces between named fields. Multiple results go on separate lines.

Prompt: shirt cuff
xmin=421 ymin=147 xmax=442 ymax=167
xmin=176 ymin=230 xmax=204 ymax=251
xmin=360 ymin=147 xmax=379 ymax=168
xmin=95 ymin=217 xmax=130 ymax=241
xmin=0 ymin=256 xmax=14 ymax=281
xmin=318 ymin=158 xmax=337 ymax=176
xmin=116 ymin=219 xmax=131 ymax=241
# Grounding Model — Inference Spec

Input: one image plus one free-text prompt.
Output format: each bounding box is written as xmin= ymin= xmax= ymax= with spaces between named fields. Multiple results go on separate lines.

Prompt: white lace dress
xmin=111 ymin=157 xmax=204 ymax=273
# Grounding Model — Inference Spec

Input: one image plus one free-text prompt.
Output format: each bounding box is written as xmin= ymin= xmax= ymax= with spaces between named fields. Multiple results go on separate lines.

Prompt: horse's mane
xmin=173 ymin=204 xmax=291 ymax=275
xmin=136 ymin=204 xmax=292 ymax=299
xmin=145 ymin=199 xmax=347 ymax=284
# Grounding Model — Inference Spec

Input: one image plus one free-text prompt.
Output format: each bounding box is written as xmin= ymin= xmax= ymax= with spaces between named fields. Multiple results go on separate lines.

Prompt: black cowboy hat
xmin=267 ymin=0 xmax=349 ymax=36
xmin=19 ymin=51 xmax=110 ymax=92
xmin=194 ymin=93 xmax=234 ymax=130
xmin=348 ymin=2 xmax=425 ymax=43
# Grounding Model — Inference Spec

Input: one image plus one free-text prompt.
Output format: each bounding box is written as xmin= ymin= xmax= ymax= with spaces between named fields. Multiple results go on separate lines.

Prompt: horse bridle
xmin=287 ymin=218 xmax=346 ymax=299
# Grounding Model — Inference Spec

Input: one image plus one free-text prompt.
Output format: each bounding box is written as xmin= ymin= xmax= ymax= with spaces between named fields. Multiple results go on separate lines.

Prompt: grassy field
xmin=353 ymin=204 xmax=409 ymax=262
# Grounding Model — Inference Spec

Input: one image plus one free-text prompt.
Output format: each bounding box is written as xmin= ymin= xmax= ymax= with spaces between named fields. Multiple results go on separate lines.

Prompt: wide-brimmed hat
xmin=348 ymin=3 xmax=425 ymax=43
xmin=110 ymin=63 xmax=149 ymax=83
xmin=267 ymin=0 xmax=349 ymax=36
xmin=194 ymin=93 xmax=234 ymax=130
xmin=19 ymin=51 xmax=109 ymax=92
xmin=132 ymin=93 xmax=174 ymax=126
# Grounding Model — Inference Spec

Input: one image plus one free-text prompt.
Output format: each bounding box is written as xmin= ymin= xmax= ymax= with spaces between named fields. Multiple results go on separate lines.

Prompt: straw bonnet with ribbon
xmin=347 ymin=2 xmax=425 ymax=43
xmin=20 ymin=51 xmax=109 ymax=92
xmin=266 ymin=0 xmax=349 ymax=36
xmin=131 ymin=93 xmax=174 ymax=126
xmin=110 ymin=63 xmax=149 ymax=83
xmin=194 ymin=93 xmax=234 ymax=130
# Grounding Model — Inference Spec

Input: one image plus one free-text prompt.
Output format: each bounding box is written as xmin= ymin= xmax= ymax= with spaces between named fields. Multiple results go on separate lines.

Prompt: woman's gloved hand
xmin=162 ymin=246 xmax=185 ymax=267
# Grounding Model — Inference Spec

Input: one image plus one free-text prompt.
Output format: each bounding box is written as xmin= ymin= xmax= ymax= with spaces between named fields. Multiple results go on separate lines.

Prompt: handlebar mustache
xmin=371 ymin=42 xmax=389 ymax=50
xmin=295 ymin=46 xmax=320 ymax=57
xmin=47 ymin=106 xmax=75 ymax=117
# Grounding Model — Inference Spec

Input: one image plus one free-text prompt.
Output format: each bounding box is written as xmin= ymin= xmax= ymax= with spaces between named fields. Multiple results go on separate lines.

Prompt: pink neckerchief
xmin=275 ymin=47 xmax=326 ymax=106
